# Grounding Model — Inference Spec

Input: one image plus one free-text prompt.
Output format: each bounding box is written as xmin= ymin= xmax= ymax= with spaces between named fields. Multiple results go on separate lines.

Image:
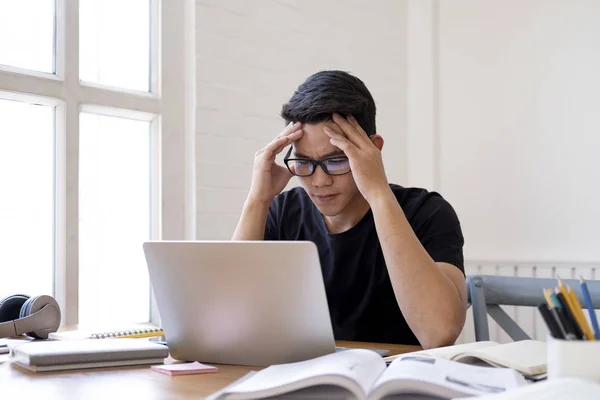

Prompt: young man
xmin=232 ymin=70 xmax=466 ymax=348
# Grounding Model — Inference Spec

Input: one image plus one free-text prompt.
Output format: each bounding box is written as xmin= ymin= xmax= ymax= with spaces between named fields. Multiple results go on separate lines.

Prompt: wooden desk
xmin=0 ymin=341 xmax=420 ymax=399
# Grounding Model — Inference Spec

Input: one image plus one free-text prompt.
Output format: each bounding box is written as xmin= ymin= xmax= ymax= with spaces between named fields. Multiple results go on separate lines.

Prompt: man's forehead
xmin=293 ymin=141 xmax=343 ymax=159
xmin=293 ymin=122 xmax=342 ymax=158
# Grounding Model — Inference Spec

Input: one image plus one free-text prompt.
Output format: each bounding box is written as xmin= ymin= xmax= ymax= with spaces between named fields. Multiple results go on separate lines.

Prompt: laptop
xmin=143 ymin=240 xmax=337 ymax=366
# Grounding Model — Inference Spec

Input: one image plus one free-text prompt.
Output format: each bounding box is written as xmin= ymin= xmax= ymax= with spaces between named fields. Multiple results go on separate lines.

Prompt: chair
xmin=466 ymin=275 xmax=600 ymax=341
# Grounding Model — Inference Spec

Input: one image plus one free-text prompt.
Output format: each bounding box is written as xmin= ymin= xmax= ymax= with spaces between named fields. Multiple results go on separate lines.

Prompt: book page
xmin=216 ymin=349 xmax=386 ymax=400
xmin=452 ymin=377 xmax=600 ymax=400
xmin=451 ymin=340 xmax=546 ymax=376
xmin=370 ymin=355 xmax=527 ymax=400
xmin=383 ymin=341 xmax=498 ymax=363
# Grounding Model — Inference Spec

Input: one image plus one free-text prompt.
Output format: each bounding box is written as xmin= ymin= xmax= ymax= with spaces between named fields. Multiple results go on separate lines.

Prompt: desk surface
xmin=0 ymin=340 xmax=420 ymax=399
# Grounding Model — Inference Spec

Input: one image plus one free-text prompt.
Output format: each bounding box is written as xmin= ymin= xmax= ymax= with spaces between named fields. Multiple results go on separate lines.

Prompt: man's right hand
xmin=247 ymin=121 xmax=304 ymax=205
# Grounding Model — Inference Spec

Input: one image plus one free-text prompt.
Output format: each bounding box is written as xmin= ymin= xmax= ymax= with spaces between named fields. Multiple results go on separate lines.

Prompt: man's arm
xmin=232 ymin=122 xmax=303 ymax=240
xmin=326 ymin=113 xmax=466 ymax=349
xmin=232 ymin=199 xmax=270 ymax=240
xmin=370 ymin=191 xmax=467 ymax=349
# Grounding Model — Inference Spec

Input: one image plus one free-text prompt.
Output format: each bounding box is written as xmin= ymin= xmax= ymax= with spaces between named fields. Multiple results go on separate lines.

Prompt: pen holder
xmin=547 ymin=336 xmax=600 ymax=382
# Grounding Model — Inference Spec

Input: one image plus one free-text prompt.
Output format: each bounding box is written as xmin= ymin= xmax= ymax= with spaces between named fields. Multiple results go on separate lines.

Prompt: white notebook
xmin=384 ymin=340 xmax=547 ymax=378
xmin=10 ymin=338 xmax=168 ymax=372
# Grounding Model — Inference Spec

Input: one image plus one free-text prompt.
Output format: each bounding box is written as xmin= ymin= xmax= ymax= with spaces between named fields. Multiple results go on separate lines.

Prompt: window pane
xmin=0 ymin=0 xmax=54 ymax=73
xmin=80 ymin=0 xmax=150 ymax=91
xmin=79 ymin=113 xmax=151 ymax=325
xmin=0 ymin=99 xmax=53 ymax=298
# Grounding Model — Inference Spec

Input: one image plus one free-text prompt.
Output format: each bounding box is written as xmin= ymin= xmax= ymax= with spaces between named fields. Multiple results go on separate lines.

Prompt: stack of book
xmin=9 ymin=338 xmax=169 ymax=372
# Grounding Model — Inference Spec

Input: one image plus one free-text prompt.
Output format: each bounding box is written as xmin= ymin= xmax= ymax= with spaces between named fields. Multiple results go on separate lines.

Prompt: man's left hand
xmin=324 ymin=113 xmax=392 ymax=204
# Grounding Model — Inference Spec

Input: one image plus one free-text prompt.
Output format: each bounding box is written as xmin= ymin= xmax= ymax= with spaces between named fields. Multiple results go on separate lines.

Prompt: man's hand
xmin=324 ymin=113 xmax=390 ymax=204
xmin=248 ymin=121 xmax=304 ymax=204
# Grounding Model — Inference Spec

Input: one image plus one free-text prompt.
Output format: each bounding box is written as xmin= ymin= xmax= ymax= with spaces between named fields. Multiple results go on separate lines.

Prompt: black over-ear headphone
xmin=0 ymin=294 xmax=61 ymax=339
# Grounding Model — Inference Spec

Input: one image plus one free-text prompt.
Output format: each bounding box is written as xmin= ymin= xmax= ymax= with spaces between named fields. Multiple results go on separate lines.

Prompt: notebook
xmin=205 ymin=348 xmax=527 ymax=400
xmin=384 ymin=340 xmax=547 ymax=378
xmin=10 ymin=338 xmax=168 ymax=372
xmin=48 ymin=325 xmax=164 ymax=340
xmin=453 ymin=377 xmax=600 ymax=400
xmin=0 ymin=337 xmax=32 ymax=363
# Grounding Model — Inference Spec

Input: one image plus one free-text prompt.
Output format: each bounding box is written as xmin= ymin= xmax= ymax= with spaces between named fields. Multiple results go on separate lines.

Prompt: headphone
xmin=0 ymin=294 xmax=61 ymax=339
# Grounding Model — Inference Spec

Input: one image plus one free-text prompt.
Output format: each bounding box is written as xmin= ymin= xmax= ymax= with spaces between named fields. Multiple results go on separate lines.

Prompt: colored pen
xmin=580 ymin=277 xmax=600 ymax=340
xmin=543 ymin=288 xmax=553 ymax=307
xmin=550 ymin=307 xmax=577 ymax=340
xmin=554 ymin=290 xmax=584 ymax=339
xmin=547 ymin=291 xmax=561 ymax=308
xmin=549 ymin=289 xmax=578 ymax=338
xmin=557 ymin=276 xmax=592 ymax=339
xmin=537 ymin=303 xmax=566 ymax=339
xmin=567 ymin=286 xmax=595 ymax=340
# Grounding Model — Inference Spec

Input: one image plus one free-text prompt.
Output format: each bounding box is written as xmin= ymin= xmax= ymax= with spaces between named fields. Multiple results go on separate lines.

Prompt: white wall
xmin=195 ymin=0 xmax=600 ymax=260
xmin=194 ymin=0 xmax=407 ymax=239
xmin=408 ymin=0 xmax=600 ymax=263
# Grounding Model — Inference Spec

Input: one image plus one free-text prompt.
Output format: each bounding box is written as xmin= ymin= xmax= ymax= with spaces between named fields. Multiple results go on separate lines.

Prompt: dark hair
xmin=280 ymin=70 xmax=376 ymax=136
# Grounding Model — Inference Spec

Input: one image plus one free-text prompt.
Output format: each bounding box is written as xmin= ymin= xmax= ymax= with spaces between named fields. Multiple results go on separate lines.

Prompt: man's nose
xmin=311 ymin=164 xmax=333 ymax=187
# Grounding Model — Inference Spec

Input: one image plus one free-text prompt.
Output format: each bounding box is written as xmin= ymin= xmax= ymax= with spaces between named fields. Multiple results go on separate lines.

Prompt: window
xmin=0 ymin=0 xmax=194 ymax=327
xmin=79 ymin=113 xmax=152 ymax=325
xmin=79 ymin=0 xmax=150 ymax=91
xmin=0 ymin=99 xmax=54 ymax=297
xmin=0 ymin=0 xmax=54 ymax=73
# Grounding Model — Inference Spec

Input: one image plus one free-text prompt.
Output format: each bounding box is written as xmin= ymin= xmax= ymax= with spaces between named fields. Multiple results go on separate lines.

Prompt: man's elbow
xmin=419 ymin=309 xmax=466 ymax=350
xmin=419 ymin=329 xmax=460 ymax=350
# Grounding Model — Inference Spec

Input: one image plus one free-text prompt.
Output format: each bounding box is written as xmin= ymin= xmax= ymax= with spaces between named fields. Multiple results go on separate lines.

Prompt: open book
xmin=384 ymin=340 xmax=546 ymax=379
xmin=453 ymin=377 xmax=600 ymax=400
xmin=206 ymin=349 xmax=527 ymax=400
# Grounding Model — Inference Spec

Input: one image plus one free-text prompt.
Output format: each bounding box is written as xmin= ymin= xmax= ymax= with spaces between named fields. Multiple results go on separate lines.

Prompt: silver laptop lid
xmin=143 ymin=240 xmax=336 ymax=366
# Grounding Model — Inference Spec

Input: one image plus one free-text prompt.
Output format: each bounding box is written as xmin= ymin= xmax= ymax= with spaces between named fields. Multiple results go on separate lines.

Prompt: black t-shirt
xmin=264 ymin=183 xmax=465 ymax=345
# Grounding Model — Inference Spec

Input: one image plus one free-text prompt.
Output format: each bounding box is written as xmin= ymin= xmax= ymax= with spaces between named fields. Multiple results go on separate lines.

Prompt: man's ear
xmin=370 ymin=134 xmax=384 ymax=151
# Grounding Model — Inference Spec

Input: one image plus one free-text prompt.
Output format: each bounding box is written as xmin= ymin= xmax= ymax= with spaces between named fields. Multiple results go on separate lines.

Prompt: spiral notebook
xmin=48 ymin=325 xmax=164 ymax=341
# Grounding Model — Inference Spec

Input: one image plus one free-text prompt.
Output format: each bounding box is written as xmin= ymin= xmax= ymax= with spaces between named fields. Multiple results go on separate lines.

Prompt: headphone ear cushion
xmin=0 ymin=294 xmax=30 ymax=323
xmin=19 ymin=296 xmax=37 ymax=319
xmin=18 ymin=295 xmax=61 ymax=339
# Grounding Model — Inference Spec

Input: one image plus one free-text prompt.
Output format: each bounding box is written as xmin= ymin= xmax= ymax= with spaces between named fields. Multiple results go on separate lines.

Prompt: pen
xmin=567 ymin=286 xmax=595 ymax=340
xmin=543 ymin=288 xmax=553 ymax=307
xmin=580 ymin=277 xmax=600 ymax=340
xmin=537 ymin=303 xmax=566 ymax=339
xmin=557 ymin=276 xmax=592 ymax=339
xmin=549 ymin=304 xmax=578 ymax=340
xmin=547 ymin=290 xmax=561 ymax=308
xmin=554 ymin=291 xmax=584 ymax=340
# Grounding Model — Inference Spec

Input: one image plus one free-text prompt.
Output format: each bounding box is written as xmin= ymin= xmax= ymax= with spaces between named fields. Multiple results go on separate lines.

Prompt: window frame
xmin=0 ymin=0 xmax=196 ymax=326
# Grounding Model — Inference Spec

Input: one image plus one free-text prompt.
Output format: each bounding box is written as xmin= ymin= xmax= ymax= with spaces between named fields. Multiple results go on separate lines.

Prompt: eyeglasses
xmin=283 ymin=146 xmax=351 ymax=177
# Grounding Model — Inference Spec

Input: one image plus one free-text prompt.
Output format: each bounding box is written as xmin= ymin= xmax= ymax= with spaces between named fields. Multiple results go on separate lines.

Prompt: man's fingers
xmin=261 ymin=121 xmax=302 ymax=156
xmin=324 ymin=127 xmax=357 ymax=158
xmin=323 ymin=125 xmax=347 ymax=142
xmin=328 ymin=121 xmax=361 ymax=149
xmin=332 ymin=113 xmax=369 ymax=147
xmin=324 ymin=121 xmax=344 ymax=136
xmin=256 ymin=121 xmax=302 ymax=160
xmin=327 ymin=136 xmax=356 ymax=158
xmin=275 ymin=121 xmax=301 ymax=141
xmin=263 ymin=129 xmax=303 ymax=159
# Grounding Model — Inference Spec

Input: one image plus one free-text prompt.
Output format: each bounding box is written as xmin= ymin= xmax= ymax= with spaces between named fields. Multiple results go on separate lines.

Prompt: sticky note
xmin=151 ymin=361 xmax=219 ymax=376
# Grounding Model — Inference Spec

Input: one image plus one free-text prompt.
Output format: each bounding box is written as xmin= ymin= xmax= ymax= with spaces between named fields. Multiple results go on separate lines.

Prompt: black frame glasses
xmin=283 ymin=146 xmax=351 ymax=177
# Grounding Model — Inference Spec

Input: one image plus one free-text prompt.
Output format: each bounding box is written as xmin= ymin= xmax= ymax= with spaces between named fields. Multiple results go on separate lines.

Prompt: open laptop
xmin=143 ymin=240 xmax=337 ymax=366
